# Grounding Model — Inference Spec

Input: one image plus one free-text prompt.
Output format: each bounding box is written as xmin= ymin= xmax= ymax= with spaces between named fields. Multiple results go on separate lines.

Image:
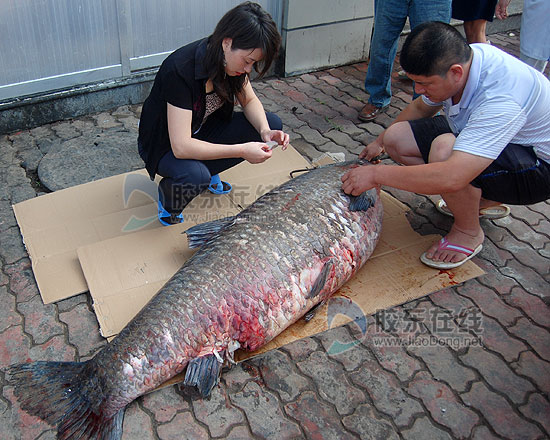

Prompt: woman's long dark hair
xmin=203 ymin=2 xmax=281 ymax=103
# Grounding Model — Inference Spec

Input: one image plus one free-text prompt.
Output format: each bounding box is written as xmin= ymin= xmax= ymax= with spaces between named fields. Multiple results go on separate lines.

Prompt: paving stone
xmin=50 ymin=121 xmax=82 ymax=140
xmin=294 ymin=125 xmax=328 ymax=146
xmin=156 ymin=411 xmax=209 ymax=440
xmin=430 ymin=287 xmax=476 ymax=315
xmin=317 ymin=141 xmax=356 ymax=159
xmin=456 ymin=281 xmax=522 ymax=327
xmin=92 ymin=112 xmax=124 ymax=129
xmin=316 ymin=325 xmax=376 ymax=371
xmin=494 ymin=231 xmax=550 ymax=275
xmin=364 ymin=328 xmax=422 ymax=382
xmin=407 ymin=371 xmax=478 ymax=439
xmin=58 ymin=302 xmax=107 ymax=359
xmin=401 ymin=416 xmax=453 ymax=440
xmin=281 ymin=336 xmax=319 ymax=362
xmin=121 ymin=402 xmax=156 ymax=440
xmin=0 ymin=326 xmax=31 ymax=365
xmin=224 ymin=425 xmax=254 ymax=439
xmin=298 ymin=111 xmax=336 ymax=133
xmin=325 ymin=117 xmax=364 ymax=137
xmin=460 ymin=347 xmax=534 ymax=404
xmin=407 ymin=344 xmax=476 ymax=392
xmin=38 ymin=130 xmax=143 ymax=191
xmin=296 ymin=350 xmax=365 ymax=416
xmin=501 ymin=259 xmax=549 ymax=300
xmin=223 ymin=361 xmax=262 ymax=394
xmin=508 ymin=317 xmax=550 ymax=362
xmin=28 ymin=334 xmax=76 ymax=362
xmin=342 ymin=404 xmax=400 ymax=440
xmin=5 ymin=259 xmax=41 ymax=303
xmin=284 ymin=391 xmax=355 ymax=440
xmin=511 ymin=205 xmax=548 ymax=226
xmin=350 ymin=360 xmax=423 ymax=427
xmin=278 ymin=109 xmax=307 ymax=130
xmin=0 ymin=227 xmax=27 ymax=265
xmin=0 ymin=200 xmax=17 ymax=233
xmin=55 ymin=293 xmax=89 ymax=313
xmin=257 ymin=349 xmax=310 ymax=402
xmin=324 ymin=129 xmax=362 ymax=149
xmin=512 ymin=351 xmax=550 ymax=394
xmin=494 ymin=216 xmax=548 ymax=250
xmin=290 ymin=138 xmax=322 ymax=162
xmin=471 ymin=425 xmax=500 ymax=440
xmin=519 ymin=393 xmax=550 ymax=434
xmin=506 ymin=287 xmax=550 ymax=327
xmin=141 ymin=385 xmax=189 ymax=423
xmin=231 ymin=381 xmax=302 ymax=439
xmin=192 ymin=383 xmax=245 ymax=437
xmin=0 ymin=285 xmax=21 ymax=332
xmin=2 ymin=386 xmax=53 ymax=440
xmin=461 ymin=381 xmax=542 ymax=439
xmin=478 ymin=315 xmax=528 ymax=362
xmin=476 ymin=269 xmax=518 ymax=296
xmin=17 ymin=294 xmax=63 ymax=345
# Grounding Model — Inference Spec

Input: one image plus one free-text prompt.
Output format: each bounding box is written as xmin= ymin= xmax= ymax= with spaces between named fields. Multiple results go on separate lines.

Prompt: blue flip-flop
xmin=157 ymin=200 xmax=184 ymax=226
xmin=208 ymin=174 xmax=232 ymax=195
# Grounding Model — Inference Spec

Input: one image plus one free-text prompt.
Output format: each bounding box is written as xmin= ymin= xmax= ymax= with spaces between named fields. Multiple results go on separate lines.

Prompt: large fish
xmin=7 ymin=160 xmax=383 ymax=440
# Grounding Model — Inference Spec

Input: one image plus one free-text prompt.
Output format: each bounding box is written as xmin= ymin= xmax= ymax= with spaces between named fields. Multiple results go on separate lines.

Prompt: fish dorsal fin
xmin=185 ymin=216 xmax=236 ymax=248
xmin=182 ymin=353 xmax=224 ymax=397
xmin=349 ymin=190 xmax=376 ymax=211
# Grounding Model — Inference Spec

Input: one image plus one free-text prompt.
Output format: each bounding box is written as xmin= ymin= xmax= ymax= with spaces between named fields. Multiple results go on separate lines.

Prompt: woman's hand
xmin=241 ymin=142 xmax=273 ymax=164
xmin=261 ymin=129 xmax=290 ymax=150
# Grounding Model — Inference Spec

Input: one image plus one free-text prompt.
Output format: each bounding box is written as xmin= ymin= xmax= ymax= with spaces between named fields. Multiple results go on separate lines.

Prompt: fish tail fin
xmin=8 ymin=361 xmax=124 ymax=440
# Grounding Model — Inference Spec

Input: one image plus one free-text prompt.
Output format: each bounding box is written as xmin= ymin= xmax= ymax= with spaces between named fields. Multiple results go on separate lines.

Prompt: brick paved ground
xmin=1 ymin=29 xmax=549 ymax=439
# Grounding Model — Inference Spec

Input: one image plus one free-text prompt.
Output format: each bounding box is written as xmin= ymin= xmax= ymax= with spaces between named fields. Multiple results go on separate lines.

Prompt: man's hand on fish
xmin=341 ymin=164 xmax=379 ymax=196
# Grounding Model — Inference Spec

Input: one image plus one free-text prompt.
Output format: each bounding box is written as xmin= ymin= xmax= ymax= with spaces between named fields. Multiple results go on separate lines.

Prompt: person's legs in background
xmin=359 ymin=0 xmax=408 ymax=122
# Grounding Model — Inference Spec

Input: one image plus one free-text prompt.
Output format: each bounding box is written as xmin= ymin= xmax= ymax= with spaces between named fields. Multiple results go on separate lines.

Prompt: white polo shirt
xmin=423 ymin=44 xmax=550 ymax=162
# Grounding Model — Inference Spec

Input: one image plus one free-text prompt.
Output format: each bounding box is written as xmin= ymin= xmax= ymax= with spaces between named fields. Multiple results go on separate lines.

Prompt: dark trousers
xmin=157 ymin=111 xmax=282 ymax=215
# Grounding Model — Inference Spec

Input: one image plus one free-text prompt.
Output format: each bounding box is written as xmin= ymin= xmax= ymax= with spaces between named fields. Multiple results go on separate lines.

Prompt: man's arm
xmin=342 ymin=150 xmax=493 ymax=196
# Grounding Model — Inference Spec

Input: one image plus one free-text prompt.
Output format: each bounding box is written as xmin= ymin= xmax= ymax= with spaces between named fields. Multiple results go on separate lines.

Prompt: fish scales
xmin=7 ymin=161 xmax=383 ymax=439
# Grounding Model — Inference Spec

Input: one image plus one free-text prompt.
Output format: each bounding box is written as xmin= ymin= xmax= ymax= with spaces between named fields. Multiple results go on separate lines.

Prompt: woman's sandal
xmin=208 ymin=174 xmax=232 ymax=195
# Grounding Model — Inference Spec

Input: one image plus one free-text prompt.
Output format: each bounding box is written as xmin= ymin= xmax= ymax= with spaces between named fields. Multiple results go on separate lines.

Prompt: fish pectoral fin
xmin=307 ymin=260 xmax=333 ymax=300
xmin=185 ymin=216 xmax=236 ymax=248
xmin=182 ymin=353 xmax=223 ymax=397
xmin=349 ymin=190 xmax=376 ymax=211
xmin=304 ymin=300 xmax=326 ymax=322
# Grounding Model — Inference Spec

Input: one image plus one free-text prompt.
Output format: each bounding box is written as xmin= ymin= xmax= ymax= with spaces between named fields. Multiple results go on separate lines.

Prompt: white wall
xmin=282 ymin=0 xmax=374 ymax=76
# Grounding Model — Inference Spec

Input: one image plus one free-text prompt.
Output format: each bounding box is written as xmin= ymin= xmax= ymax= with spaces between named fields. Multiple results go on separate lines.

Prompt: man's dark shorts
xmin=409 ymin=115 xmax=550 ymax=205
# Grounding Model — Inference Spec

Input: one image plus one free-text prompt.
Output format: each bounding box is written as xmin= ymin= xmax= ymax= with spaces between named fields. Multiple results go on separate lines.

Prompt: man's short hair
xmin=400 ymin=21 xmax=472 ymax=77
